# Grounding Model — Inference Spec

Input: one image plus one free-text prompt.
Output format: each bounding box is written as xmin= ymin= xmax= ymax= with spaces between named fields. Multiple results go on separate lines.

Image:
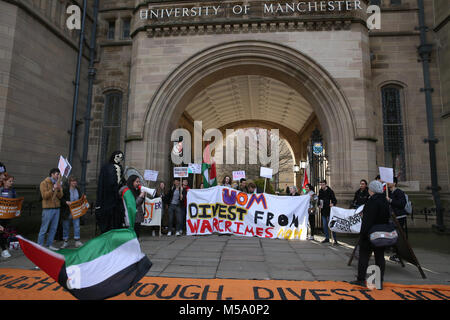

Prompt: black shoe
xmin=321 ymin=239 xmax=330 ymax=243
xmin=349 ymin=280 xmax=366 ymax=287
xmin=333 ymin=240 xmax=339 ymax=246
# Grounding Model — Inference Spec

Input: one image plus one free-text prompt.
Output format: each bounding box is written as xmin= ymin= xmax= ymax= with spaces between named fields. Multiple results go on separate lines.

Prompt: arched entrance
xmin=141 ymin=41 xmax=356 ymax=192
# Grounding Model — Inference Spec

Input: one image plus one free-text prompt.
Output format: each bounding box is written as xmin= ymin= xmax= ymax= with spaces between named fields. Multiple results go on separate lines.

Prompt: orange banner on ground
xmin=69 ymin=195 xmax=89 ymax=219
xmin=0 ymin=268 xmax=449 ymax=300
xmin=0 ymin=197 xmax=24 ymax=219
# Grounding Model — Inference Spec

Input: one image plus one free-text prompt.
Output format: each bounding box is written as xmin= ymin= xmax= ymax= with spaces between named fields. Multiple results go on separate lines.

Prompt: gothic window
xmin=101 ymin=91 xmax=122 ymax=165
xmin=381 ymin=85 xmax=406 ymax=181
xmin=122 ymin=18 xmax=131 ymax=39
xmin=107 ymin=20 xmax=115 ymax=40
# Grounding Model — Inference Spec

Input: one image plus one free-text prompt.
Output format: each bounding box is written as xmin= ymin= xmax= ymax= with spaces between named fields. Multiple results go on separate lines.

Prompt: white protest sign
xmin=144 ymin=170 xmax=159 ymax=182
xmin=379 ymin=167 xmax=394 ymax=183
xmin=174 ymin=167 xmax=189 ymax=178
xmin=260 ymin=167 xmax=273 ymax=179
xmin=232 ymin=171 xmax=246 ymax=181
xmin=188 ymin=163 xmax=202 ymax=174
xmin=58 ymin=156 xmax=72 ymax=178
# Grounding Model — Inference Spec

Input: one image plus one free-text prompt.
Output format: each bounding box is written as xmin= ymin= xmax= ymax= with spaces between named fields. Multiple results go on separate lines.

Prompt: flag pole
xmin=264 ymin=178 xmax=267 ymax=193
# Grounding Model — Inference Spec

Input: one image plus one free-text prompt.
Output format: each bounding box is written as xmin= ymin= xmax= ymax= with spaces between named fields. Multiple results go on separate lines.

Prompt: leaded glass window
xmin=382 ymin=86 xmax=406 ymax=181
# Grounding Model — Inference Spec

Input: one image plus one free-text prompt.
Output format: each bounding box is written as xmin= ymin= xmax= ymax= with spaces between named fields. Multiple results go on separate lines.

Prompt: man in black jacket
xmin=387 ymin=177 xmax=408 ymax=262
xmin=318 ymin=180 xmax=338 ymax=244
xmin=351 ymin=180 xmax=390 ymax=288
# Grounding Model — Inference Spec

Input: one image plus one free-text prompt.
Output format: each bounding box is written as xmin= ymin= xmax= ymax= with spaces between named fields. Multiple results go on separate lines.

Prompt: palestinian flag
xmin=302 ymin=170 xmax=309 ymax=194
xmin=202 ymin=143 xmax=217 ymax=188
xmin=202 ymin=162 xmax=217 ymax=188
xmin=17 ymin=187 xmax=152 ymax=300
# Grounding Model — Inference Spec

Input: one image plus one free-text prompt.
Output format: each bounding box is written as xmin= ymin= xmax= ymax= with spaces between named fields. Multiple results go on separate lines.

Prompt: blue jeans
xmin=322 ymin=215 xmax=337 ymax=241
xmin=62 ymin=218 xmax=81 ymax=241
xmin=37 ymin=208 xmax=60 ymax=247
xmin=168 ymin=204 xmax=183 ymax=233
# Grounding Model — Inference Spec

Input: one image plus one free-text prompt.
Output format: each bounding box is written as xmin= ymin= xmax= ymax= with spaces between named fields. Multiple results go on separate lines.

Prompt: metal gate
xmin=307 ymin=128 xmax=329 ymax=231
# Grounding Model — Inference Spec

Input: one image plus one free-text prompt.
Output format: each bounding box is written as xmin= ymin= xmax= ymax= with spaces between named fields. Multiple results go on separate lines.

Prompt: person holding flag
xmin=17 ymin=178 xmax=153 ymax=300
xmin=202 ymin=143 xmax=217 ymax=188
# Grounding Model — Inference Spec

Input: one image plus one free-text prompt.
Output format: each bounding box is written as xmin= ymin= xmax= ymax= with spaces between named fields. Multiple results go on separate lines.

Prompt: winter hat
xmin=368 ymin=180 xmax=383 ymax=194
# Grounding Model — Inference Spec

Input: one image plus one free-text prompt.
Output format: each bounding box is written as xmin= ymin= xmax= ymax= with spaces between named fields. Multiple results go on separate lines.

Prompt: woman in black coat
xmin=351 ymin=180 xmax=390 ymax=288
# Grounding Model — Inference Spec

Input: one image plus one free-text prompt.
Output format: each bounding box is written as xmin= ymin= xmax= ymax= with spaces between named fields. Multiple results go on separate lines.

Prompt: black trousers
xmin=308 ymin=214 xmax=316 ymax=236
xmin=357 ymin=237 xmax=385 ymax=282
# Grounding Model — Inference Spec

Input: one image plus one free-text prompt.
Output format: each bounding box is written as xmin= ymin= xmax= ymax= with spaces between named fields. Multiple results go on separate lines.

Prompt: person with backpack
xmin=350 ymin=180 xmax=390 ymax=289
xmin=387 ymin=176 xmax=409 ymax=262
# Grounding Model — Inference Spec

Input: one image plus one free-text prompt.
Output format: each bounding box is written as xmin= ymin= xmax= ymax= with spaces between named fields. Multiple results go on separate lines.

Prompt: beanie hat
xmin=368 ymin=180 xmax=384 ymax=194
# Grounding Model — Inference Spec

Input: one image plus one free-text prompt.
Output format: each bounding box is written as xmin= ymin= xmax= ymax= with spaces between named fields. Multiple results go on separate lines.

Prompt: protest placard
xmin=144 ymin=170 xmax=158 ymax=182
xmin=58 ymin=156 xmax=72 ymax=178
xmin=188 ymin=163 xmax=201 ymax=174
xmin=260 ymin=167 xmax=273 ymax=179
xmin=174 ymin=167 xmax=189 ymax=178
xmin=232 ymin=171 xmax=246 ymax=181
xmin=0 ymin=197 xmax=24 ymax=219
xmin=68 ymin=195 xmax=90 ymax=219
xmin=379 ymin=167 xmax=394 ymax=183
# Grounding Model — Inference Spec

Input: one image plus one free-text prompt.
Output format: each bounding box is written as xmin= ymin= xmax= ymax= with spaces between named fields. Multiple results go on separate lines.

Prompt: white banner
xmin=186 ymin=186 xmax=309 ymax=240
xmin=329 ymin=205 xmax=364 ymax=234
xmin=142 ymin=197 xmax=162 ymax=226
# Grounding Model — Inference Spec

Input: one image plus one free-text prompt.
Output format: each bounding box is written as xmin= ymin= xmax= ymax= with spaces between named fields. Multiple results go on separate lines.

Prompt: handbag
xmin=369 ymin=223 xmax=398 ymax=247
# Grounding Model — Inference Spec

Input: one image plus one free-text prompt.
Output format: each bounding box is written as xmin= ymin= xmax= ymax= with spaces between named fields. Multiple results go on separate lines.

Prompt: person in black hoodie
xmin=318 ymin=180 xmax=338 ymax=244
xmin=351 ymin=180 xmax=390 ymax=288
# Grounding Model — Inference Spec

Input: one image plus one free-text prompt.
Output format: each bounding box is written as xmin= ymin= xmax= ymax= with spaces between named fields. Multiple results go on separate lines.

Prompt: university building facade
xmin=0 ymin=0 xmax=449 ymax=229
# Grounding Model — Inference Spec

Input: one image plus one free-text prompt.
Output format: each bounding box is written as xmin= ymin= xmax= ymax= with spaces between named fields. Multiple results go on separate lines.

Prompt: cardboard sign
xmin=174 ymin=167 xmax=189 ymax=178
xmin=144 ymin=170 xmax=159 ymax=182
xmin=232 ymin=171 xmax=246 ymax=181
xmin=260 ymin=167 xmax=273 ymax=179
xmin=379 ymin=167 xmax=394 ymax=183
xmin=69 ymin=195 xmax=90 ymax=219
xmin=0 ymin=197 xmax=24 ymax=219
xmin=188 ymin=163 xmax=201 ymax=174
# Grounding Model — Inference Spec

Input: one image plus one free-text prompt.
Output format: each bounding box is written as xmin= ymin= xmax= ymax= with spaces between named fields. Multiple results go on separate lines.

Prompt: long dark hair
xmin=126 ymin=175 xmax=140 ymax=198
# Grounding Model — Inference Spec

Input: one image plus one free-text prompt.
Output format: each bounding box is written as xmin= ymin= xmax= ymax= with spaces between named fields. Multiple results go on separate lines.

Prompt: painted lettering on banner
xmin=186 ymin=186 xmax=309 ymax=240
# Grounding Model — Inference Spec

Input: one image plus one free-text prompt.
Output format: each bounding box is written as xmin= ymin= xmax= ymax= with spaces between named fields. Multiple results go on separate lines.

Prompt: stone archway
xmin=141 ymin=40 xmax=356 ymax=192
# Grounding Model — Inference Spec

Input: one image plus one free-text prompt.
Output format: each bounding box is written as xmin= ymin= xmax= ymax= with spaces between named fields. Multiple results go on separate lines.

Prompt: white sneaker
xmin=75 ymin=240 xmax=83 ymax=248
xmin=49 ymin=245 xmax=59 ymax=251
xmin=167 ymin=231 xmax=172 ymax=236
xmin=60 ymin=241 xmax=69 ymax=249
xmin=176 ymin=231 xmax=181 ymax=236
xmin=151 ymin=231 xmax=156 ymax=237
xmin=1 ymin=250 xmax=11 ymax=258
